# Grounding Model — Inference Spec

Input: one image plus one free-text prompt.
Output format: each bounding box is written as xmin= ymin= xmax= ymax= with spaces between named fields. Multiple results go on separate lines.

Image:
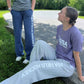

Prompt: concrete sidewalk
xmin=3 ymin=10 xmax=84 ymax=28
xmin=3 ymin=10 xmax=84 ymax=84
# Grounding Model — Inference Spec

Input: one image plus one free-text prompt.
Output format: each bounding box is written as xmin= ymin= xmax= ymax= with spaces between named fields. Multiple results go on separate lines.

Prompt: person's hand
xmin=79 ymin=76 xmax=84 ymax=82
xmin=31 ymin=9 xmax=34 ymax=11
xmin=31 ymin=7 xmax=34 ymax=11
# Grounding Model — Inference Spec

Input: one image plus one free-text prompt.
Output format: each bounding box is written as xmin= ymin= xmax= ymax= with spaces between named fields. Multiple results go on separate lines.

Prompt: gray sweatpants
xmin=0 ymin=40 xmax=75 ymax=84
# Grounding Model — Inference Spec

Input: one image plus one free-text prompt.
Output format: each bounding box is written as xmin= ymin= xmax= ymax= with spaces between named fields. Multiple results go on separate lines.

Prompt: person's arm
xmin=31 ymin=0 xmax=36 ymax=11
xmin=7 ymin=0 xmax=11 ymax=11
xmin=73 ymin=51 xmax=84 ymax=82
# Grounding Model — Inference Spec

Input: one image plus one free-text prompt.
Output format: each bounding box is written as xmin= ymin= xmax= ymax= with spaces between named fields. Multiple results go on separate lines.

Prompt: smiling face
xmin=58 ymin=7 xmax=70 ymax=23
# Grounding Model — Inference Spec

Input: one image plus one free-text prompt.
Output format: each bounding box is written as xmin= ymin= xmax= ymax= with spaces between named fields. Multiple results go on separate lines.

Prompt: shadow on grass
xmin=0 ymin=17 xmax=26 ymax=82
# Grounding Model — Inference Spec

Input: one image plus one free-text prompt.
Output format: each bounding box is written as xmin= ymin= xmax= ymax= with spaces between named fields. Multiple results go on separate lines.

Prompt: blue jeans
xmin=11 ymin=9 xmax=35 ymax=60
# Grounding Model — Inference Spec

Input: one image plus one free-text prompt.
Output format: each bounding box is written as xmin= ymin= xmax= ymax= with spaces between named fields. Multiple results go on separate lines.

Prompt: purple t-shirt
xmin=56 ymin=25 xmax=83 ymax=67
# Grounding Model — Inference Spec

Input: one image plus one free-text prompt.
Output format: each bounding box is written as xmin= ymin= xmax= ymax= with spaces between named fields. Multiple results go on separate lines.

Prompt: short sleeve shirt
xmin=56 ymin=25 xmax=83 ymax=67
xmin=12 ymin=0 xmax=31 ymax=11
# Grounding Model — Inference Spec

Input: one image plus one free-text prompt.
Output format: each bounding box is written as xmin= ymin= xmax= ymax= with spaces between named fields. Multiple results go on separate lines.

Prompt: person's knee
xmin=35 ymin=40 xmax=44 ymax=45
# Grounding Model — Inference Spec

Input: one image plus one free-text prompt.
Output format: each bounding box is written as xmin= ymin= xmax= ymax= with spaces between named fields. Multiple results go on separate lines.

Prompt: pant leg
xmin=0 ymin=60 xmax=75 ymax=84
xmin=23 ymin=9 xmax=35 ymax=60
xmin=11 ymin=10 xmax=24 ymax=56
xmin=30 ymin=40 xmax=56 ymax=63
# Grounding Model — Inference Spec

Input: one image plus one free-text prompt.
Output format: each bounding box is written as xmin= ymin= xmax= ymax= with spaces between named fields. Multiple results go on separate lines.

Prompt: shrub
xmin=79 ymin=11 xmax=84 ymax=16
xmin=0 ymin=0 xmax=7 ymax=10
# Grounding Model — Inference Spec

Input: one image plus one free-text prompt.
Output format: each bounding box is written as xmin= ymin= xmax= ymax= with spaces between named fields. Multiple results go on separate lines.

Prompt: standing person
xmin=6 ymin=0 xmax=36 ymax=64
xmin=0 ymin=6 xmax=84 ymax=84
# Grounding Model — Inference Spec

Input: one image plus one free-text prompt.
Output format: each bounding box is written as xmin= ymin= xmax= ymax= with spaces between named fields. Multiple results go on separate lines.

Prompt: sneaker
xmin=16 ymin=57 xmax=22 ymax=61
xmin=23 ymin=59 xmax=29 ymax=64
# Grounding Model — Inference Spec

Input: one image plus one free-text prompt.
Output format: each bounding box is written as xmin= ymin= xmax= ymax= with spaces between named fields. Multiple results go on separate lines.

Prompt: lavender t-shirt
xmin=56 ymin=25 xmax=83 ymax=67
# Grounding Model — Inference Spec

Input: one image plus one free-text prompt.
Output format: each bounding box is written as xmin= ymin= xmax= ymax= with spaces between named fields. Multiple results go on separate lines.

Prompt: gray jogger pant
xmin=0 ymin=40 xmax=75 ymax=84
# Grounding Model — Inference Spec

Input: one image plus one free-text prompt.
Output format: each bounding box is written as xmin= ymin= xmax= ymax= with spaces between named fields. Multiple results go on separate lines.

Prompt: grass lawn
xmin=0 ymin=10 xmax=26 ymax=82
xmin=78 ymin=16 xmax=84 ymax=19
xmin=0 ymin=10 xmax=65 ymax=84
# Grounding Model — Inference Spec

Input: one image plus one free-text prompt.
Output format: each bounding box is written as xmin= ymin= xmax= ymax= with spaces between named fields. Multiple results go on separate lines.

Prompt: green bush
xmin=0 ymin=0 xmax=7 ymax=10
xmin=0 ymin=0 xmax=69 ymax=10
xmin=69 ymin=0 xmax=84 ymax=11
xmin=79 ymin=11 xmax=84 ymax=16
xmin=36 ymin=0 xmax=69 ymax=10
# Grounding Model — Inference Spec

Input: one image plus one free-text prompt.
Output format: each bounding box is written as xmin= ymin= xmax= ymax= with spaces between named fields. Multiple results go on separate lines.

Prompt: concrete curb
xmin=62 ymin=72 xmax=84 ymax=84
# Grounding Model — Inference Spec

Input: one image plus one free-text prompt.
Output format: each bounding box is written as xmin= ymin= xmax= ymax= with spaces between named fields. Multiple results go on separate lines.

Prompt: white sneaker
xmin=23 ymin=59 xmax=29 ymax=64
xmin=16 ymin=57 xmax=22 ymax=61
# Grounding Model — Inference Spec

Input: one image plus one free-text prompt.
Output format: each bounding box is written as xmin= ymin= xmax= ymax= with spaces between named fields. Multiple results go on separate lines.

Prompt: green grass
xmin=0 ymin=10 xmax=65 ymax=84
xmin=0 ymin=10 xmax=26 ymax=82
xmin=78 ymin=16 xmax=84 ymax=19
